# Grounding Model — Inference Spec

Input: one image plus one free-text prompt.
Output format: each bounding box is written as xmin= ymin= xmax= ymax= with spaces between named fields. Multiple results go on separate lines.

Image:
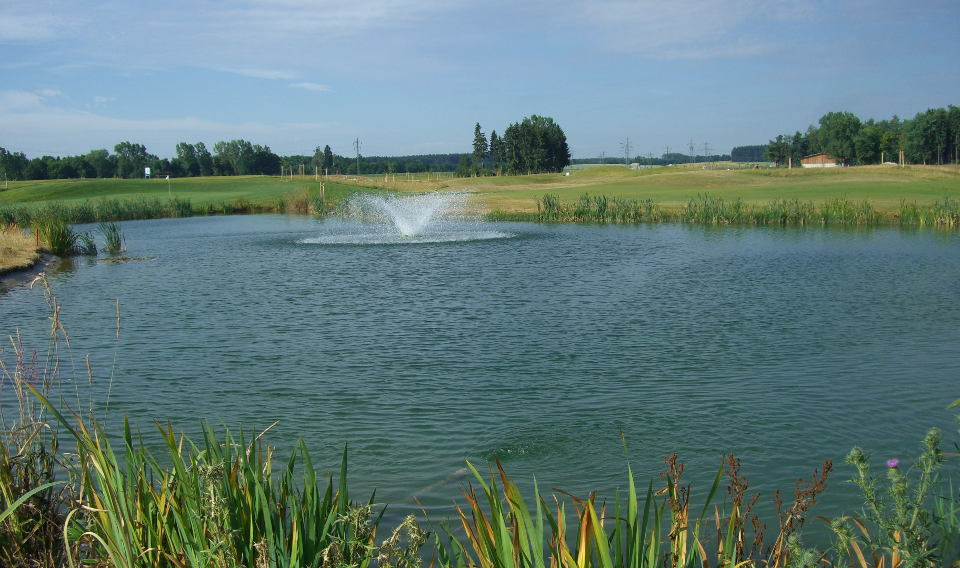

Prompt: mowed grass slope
xmin=440 ymin=164 xmax=960 ymax=213
xmin=0 ymin=165 xmax=957 ymax=215
xmin=0 ymin=176 xmax=357 ymax=207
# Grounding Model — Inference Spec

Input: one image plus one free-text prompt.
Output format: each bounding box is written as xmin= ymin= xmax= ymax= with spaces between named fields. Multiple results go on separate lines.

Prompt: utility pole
xmin=353 ymin=138 xmax=361 ymax=176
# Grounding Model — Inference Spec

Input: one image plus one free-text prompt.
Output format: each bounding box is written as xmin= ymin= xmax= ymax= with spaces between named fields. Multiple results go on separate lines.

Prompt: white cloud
xmin=289 ymin=82 xmax=330 ymax=92
xmin=93 ymin=96 xmax=115 ymax=104
xmin=0 ymin=90 xmax=338 ymax=156
xmin=222 ymin=68 xmax=299 ymax=80
xmin=0 ymin=90 xmax=45 ymax=110
xmin=567 ymin=0 xmax=791 ymax=59
xmin=0 ymin=4 xmax=67 ymax=40
xmin=37 ymin=88 xmax=62 ymax=97
xmin=213 ymin=0 xmax=453 ymax=37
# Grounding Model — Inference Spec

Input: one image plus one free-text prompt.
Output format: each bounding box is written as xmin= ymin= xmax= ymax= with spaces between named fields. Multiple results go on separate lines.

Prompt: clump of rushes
xmin=75 ymin=231 xmax=97 ymax=255
xmin=35 ymin=217 xmax=78 ymax=256
xmin=442 ymin=453 xmax=837 ymax=568
xmin=25 ymin=377 xmax=429 ymax=568
xmin=98 ymin=221 xmax=124 ymax=254
xmin=0 ymin=279 xmax=72 ymax=567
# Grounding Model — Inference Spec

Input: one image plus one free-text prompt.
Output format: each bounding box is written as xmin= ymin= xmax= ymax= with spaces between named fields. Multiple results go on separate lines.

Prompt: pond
xmin=2 ymin=212 xmax=958 ymax=528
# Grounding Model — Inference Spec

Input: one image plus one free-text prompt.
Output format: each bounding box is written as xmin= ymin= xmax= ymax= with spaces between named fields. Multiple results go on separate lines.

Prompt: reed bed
xmin=537 ymin=194 xmax=960 ymax=229
xmin=98 ymin=222 xmax=124 ymax=255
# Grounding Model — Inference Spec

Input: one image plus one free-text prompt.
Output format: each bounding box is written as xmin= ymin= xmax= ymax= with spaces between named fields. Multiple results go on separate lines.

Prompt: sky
xmin=2 ymin=0 xmax=958 ymax=160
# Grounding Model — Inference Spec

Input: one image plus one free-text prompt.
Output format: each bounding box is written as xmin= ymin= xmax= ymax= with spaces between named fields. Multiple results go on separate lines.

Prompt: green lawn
xmin=441 ymin=164 xmax=960 ymax=212
xmin=1 ymin=165 xmax=958 ymax=215
xmin=0 ymin=176 xmax=356 ymax=207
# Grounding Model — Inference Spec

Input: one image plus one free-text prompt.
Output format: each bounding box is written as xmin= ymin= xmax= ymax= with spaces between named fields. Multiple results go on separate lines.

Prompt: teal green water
xmin=2 ymin=215 xmax=958 ymax=525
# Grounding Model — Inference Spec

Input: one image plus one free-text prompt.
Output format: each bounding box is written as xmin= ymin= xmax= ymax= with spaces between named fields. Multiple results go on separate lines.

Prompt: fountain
xmin=298 ymin=192 xmax=514 ymax=245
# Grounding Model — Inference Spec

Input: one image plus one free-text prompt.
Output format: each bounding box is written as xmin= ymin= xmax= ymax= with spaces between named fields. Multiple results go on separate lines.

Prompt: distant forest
xmin=760 ymin=105 xmax=959 ymax=167
xmin=4 ymin=106 xmax=956 ymax=182
xmin=0 ymin=115 xmax=571 ymax=181
xmin=0 ymin=140 xmax=471 ymax=182
xmin=572 ymin=153 xmax=732 ymax=166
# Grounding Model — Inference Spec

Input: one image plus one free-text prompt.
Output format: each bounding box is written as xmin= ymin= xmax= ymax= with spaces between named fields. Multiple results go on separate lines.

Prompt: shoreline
xmin=0 ymin=253 xmax=60 ymax=294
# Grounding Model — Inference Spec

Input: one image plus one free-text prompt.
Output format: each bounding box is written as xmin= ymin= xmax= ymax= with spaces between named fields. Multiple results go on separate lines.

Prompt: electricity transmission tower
xmin=621 ymin=137 xmax=632 ymax=166
xmin=353 ymin=138 xmax=361 ymax=176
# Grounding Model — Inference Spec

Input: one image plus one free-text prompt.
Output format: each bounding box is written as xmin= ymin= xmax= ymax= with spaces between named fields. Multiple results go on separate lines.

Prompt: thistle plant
xmin=834 ymin=428 xmax=946 ymax=566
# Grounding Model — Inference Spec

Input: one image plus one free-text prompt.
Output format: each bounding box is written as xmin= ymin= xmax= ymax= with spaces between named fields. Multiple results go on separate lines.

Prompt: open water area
xmin=2 ymin=213 xmax=959 ymax=535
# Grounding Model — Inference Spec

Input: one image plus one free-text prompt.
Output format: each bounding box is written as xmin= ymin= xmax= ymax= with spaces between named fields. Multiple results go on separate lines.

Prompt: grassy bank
xmin=2 ymin=165 xmax=958 ymax=218
xmin=335 ymin=164 xmax=960 ymax=215
xmin=0 ymin=225 xmax=39 ymax=274
xmin=2 ymin=280 xmax=959 ymax=567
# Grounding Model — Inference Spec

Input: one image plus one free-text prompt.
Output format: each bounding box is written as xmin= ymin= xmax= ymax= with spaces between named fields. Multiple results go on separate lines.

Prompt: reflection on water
xmin=2 ymin=215 xmax=958 ymax=530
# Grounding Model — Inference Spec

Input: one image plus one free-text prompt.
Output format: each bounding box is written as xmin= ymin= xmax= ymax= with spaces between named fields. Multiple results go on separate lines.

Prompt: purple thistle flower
xmin=886 ymin=458 xmax=900 ymax=469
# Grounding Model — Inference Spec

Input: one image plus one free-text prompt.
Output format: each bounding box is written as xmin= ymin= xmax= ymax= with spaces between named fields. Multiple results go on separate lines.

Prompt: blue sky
xmin=2 ymin=0 xmax=958 ymax=160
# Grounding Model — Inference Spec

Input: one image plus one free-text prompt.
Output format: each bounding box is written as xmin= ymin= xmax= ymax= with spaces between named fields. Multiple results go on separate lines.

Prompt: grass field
xmin=442 ymin=164 xmax=960 ymax=213
xmin=0 ymin=175 xmax=351 ymax=207
xmin=1 ymin=165 xmax=957 ymax=215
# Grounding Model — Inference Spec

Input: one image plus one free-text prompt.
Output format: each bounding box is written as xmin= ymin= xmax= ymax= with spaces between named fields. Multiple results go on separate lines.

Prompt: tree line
xmin=764 ymin=105 xmax=960 ymax=166
xmin=466 ymin=115 xmax=571 ymax=176
xmin=0 ymin=140 xmax=284 ymax=181
xmin=0 ymin=141 xmax=480 ymax=182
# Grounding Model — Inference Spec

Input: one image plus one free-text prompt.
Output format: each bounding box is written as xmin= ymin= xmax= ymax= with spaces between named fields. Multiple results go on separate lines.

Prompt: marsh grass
xmin=538 ymin=193 xmax=960 ymax=228
xmin=0 ymin=278 xmax=75 ymax=567
xmin=441 ymin=453 xmax=839 ymax=568
xmin=98 ymin=222 xmax=124 ymax=255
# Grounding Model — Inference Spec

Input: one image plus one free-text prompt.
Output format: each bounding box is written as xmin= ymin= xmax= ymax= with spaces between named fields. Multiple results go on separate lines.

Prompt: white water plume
xmin=298 ymin=192 xmax=514 ymax=245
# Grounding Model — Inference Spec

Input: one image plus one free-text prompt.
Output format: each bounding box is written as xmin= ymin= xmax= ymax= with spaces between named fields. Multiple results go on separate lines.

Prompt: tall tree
xmin=500 ymin=115 xmax=570 ymax=174
xmin=472 ymin=123 xmax=488 ymax=173
xmin=0 ymin=147 xmax=29 ymax=180
xmin=195 ymin=142 xmax=213 ymax=176
xmin=489 ymin=130 xmax=504 ymax=173
xmin=322 ymin=145 xmax=333 ymax=171
xmin=175 ymin=142 xmax=200 ymax=176
xmin=818 ymin=111 xmax=861 ymax=165
xmin=765 ymin=135 xmax=788 ymax=166
xmin=84 ymin=149 xmax=115 ymax=178
xmin=114 ymin=141 xmax=155 ymax=178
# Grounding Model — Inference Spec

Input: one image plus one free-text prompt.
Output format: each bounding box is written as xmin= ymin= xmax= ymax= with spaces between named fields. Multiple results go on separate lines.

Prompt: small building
xmin=801 ymin=153 xmax=838 ymax=168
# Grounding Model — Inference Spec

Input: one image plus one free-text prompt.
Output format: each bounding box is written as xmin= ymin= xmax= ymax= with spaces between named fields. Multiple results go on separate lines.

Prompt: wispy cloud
xmin=0 ymin=89 xmax=339 ymax=155
xmin=222 ymin=68 xmax=299 ymax=80
xmin=0 ymin=90 xmax=45 ymax=110
xmin=0 ymin=3 xmax=73 ymax=40
xmin=567 ymin=0 xmax=793 ymax=59
xmin=37 ymin=88 xmax=62 ymax=97
xmin=93 ymin=95 xmax=115 ymax=104
xmin=289 ymin=82 xmax=330 ymax=92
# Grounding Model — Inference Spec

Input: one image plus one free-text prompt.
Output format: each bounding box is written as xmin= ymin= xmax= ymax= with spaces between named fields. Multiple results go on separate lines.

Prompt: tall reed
xmin=98 ymin=221 xmax=124 ymax=255
xmin=0 ymin=278 xmax=74 ymax=567
xmin=537 ymin=193 xmax=960 ymax=229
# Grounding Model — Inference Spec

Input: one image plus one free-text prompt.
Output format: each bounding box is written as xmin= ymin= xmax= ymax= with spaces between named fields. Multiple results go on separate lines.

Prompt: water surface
xmin=2 ymin=215 xmax=958 ymax=525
